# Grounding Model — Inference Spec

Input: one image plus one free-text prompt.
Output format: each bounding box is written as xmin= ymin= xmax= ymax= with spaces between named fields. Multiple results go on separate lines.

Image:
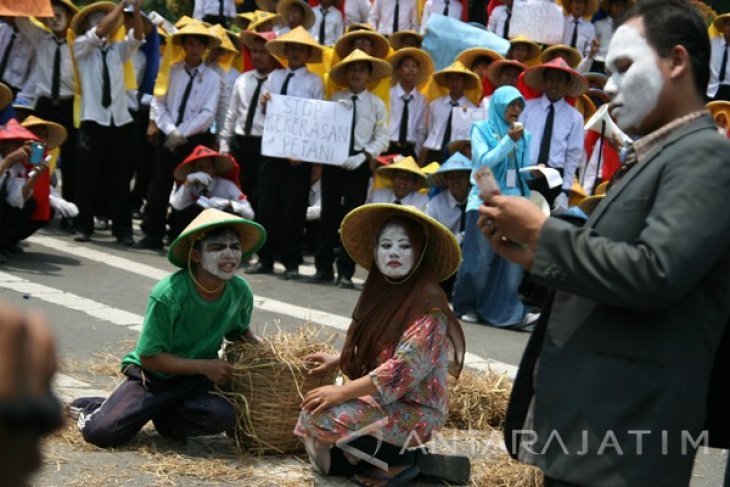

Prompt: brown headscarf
xmin=340 ymin=216 xmax=466 ymax=381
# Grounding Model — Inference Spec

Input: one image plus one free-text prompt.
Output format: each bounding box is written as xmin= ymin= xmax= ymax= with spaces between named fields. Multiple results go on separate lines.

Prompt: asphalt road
xmin=0 ymin=224 xmax=726 ymax=486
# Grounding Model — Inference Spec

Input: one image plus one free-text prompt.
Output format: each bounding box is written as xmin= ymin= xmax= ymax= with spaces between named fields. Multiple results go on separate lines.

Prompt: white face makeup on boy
xmin=375 ymin=223 xmax=415 ymax=280
xmin=46 ymin=5 xmax=70 ymax=33
xmin=604 ymin=22 xmax=664 ymax=133
xmin=200 ymin=230 xmax=243 ymax=281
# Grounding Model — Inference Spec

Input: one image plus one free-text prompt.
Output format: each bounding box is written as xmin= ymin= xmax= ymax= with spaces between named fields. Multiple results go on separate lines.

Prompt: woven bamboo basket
xmin=224 ymin=327 xmax=338 ymax=455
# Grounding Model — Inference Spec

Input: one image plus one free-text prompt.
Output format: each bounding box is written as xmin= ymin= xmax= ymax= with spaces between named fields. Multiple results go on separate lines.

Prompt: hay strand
xmin=447 ymin=369 xmax=512 ymax=431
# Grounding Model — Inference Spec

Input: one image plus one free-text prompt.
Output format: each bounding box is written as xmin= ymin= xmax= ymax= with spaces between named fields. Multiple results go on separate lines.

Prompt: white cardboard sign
xmin=450 ymin=107 xmax=487 ymax=142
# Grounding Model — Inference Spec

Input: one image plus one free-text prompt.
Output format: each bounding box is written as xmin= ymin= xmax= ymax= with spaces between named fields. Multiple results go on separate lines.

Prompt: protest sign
xmin=262 ymin=94 xmax=352 ymax=166
xmin=510 ymin=0 xmax=564 ymax=45
xmin=450 ymin=107 xmax=487 ymax=142
xmin=0 ymin=0 xmax=53 ymax=17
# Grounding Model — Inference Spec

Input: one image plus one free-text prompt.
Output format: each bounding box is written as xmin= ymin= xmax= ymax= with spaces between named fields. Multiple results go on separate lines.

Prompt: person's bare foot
xmin=352 ymin=464 xmax=412 ymax=487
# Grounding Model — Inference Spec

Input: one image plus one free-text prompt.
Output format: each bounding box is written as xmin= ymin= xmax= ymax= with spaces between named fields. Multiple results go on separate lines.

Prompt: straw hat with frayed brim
xmin=265 ymin=26 xmax=323 ymax=63
xmin=70 ymin=2 xmax=122 ymax=36
xmin=433 ymin=61 xmax=481 ymax=91
xmin=510 ymin=35 xmax=541 ymax=60
xmin=340 ymin=203 xmax=461 ymax=283
xmin=335 ymin=30 xmax=390 ymax=60
xmin=172 ymin=22 xmax=221 ymax=48
xmin=248 ymin=11 xmax=281 ymax=31
xmin=561 ymin=0 xmax=599 ymax=18
xmin=329 ymin=49 xmax=393 ymax=86
xmin=389 ymin=30 xmax=423 ymax=50
xmin=457 ymin=47 xmax=503 ymax=71
xmin=486 ymin=59 xmax=527 ymax=86
xmin=209 ymin=24 xmax=239 ymax=53
xmin=21 ymin=116 xmax=68 ymax=149
xmin=524 ymin=57 xmax=588 ymax=98
xmin=540 ymin=44 xmax=582 ymax=69
xmin=173 ymin=145 xmax=236 ymax=182
xmin=277 ymin=0 xmax=315 ymax=29
xmin=713 ymin=13 xmax=730 ymax=31
xmin=168 ymin=208 xmax=266 ymax=268
xmin=388 ymin=47 xmax=433 ymax=87
xmin=376 ymin=156 xmax=427 ymax=189
xmin=0 ymin=83 xmax=11 ymax=111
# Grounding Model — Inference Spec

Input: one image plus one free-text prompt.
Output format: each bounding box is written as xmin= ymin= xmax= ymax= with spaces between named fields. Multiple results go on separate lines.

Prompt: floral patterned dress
xmin=294 ymin=309 xmax=449 ymax=447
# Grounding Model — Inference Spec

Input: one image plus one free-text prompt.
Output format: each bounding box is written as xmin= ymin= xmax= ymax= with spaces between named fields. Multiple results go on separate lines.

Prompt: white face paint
xmin=604 ymin=23 xmax=664 ymax=132
xmin=199 ymin=230 xmax=243 ymax=281
xmin=374 ymin=223 xmax=415 ymax=280
xmin=46 ymin=5 xmax=70 ymax=33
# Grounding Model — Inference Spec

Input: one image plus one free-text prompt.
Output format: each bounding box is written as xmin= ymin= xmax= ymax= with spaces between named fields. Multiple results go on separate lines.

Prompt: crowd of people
xmin=0 ymin=0 xmax=729 ymax=331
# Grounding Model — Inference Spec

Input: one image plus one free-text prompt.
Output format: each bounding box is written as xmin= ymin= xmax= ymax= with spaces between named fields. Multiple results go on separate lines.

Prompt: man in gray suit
xmin=478 ymin=1 xmax=730 ymax=486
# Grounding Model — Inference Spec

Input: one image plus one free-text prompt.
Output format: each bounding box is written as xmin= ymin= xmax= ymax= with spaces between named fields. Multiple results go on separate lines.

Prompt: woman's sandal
xmin=351 ymin=464 xmax=420 ymax=487
xmin=415 ymin=449 xmax=471 ymax=484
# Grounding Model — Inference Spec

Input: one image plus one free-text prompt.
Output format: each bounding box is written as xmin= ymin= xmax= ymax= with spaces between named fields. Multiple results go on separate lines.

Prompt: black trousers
xmin=425 ymin=148 xmax=447 ymax=165
xmin=714 ymin=84 xmax=730 ymax=102
xmin=230 ymin=135 xmax=263 ymax=211
xmin=202 ymin=14 xmax=230 ymax=27
xmin=0 ymin=198 xmax=43 ymax=250
xmin=256 ymin=157 xmax=311 ymax=270
xmin=315 ymin=162 xmax=370 ymax=279
xmin=168 ymin=205 xmax=205 ymax=242
xmin=73 ymin=365 xmax=235 ymax=448
xmin=141 ymin=132 xmax=213 ymax=241
xmin=386 ymin=141 xmax=416 ymax=159
xmin=129 ymin=105 xmax=155 ymax=211
xmin=327 ymin=436 xmax=415 ymax=477
xmin=75 ymin=121 xmax=133 ymax=237
xmin=34 ymin=96 xmax=78 ymax=203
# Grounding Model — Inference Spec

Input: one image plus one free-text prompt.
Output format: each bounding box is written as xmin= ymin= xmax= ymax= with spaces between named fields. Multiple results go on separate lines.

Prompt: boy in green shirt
xmin=71 ymin=209 xmax=266 ymax=447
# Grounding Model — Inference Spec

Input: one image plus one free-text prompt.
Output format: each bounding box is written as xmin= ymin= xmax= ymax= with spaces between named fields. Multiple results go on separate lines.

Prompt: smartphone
xmin=475 ymin=166 xmax=501 ymax=202
xmin=29 ymin=142 xmax=46 ymax=165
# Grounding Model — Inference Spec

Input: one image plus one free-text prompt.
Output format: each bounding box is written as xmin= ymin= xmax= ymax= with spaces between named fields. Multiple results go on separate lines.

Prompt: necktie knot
xmin=403 ymin=95 xmax=412 ymax=103
xmin=352 ymin=95 xmax=358 ymax=102
xmin=450 ymin=101 xmax=459 ymax=107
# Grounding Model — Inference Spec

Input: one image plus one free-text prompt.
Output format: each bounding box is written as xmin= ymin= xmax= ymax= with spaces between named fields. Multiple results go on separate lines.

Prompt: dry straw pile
xmin=447 ymin=369 xmax=512 ymax=431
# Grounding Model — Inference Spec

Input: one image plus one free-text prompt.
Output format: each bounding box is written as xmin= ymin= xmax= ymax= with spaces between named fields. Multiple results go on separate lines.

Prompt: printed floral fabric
xmin=294 ymin=309 xmax=449 ymax=448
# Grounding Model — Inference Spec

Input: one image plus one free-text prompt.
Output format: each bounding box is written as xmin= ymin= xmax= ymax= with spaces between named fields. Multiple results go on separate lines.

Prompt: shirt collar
xmin=445 ymin=95 xmax=465 ymax=106
xmin=287 ymin=65 xmax=305 ymax=74
xmin=395 ymin=83 xmax=414 ymax=98
xmin=540 ymin=94 xmax=565 ymax=110
xmin=630 ymin=110 xmax=708 ymax=163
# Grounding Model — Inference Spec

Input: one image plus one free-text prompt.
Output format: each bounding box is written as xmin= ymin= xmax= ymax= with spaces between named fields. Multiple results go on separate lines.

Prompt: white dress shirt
xmin=345 ymin=0 xmax=372 ymax=26
xmin=389 ymin=83 xmax=427 ymax=153
xmin=593 ymin=17 xmax=614 ymax=63
xmin=332 ymin=89 xmax=389 ymax=157
xmin=561 ymin=15 xmax=596 ymax=59
xmin=426 ymin=188 xmax=468 ymax=238
xmin=707 ymin=36 xmax=730 ymax=98
xmin=72 ymin=27 xmax=143 ymax=127
xmin=487 ymin=5 xmax=511 ymax=38
xmin=368 ymin=187 xmax=429 ymax=211
xmin=0 ymin=23 xmax=36 ymax=91
xmin=520 ymin=95 xmax=584 ymax=191
xmin=209 ymin=63 xmax=236 ymax=135
xmin=15 ymin=18 xmax=74 ymax=99
xmin=419 ymin=0 xmax=463 ymax=34
xmin=152 ymin=61 xmax=220 ymax=137
xmin=126 ymin=50 xmax=147 ymax=112
xmin=263 ymin=66 xmax=324 ymax=100
xmin=424 ymin=95 xmax=476 ymax=151
xmin=169 ymin=176 xmax=253 ymax=219
xmin=310 ymin=6 xmax=344 ymax=46
xmin=1 ymin=162 xmax=30 ymax=209
xmin=220 ymin=69 xmax=270 ymax=151
xmin=369 ymin=0 xmax=418 ymax=36
xmin=193 ymin=0 xmax=236 ymax=19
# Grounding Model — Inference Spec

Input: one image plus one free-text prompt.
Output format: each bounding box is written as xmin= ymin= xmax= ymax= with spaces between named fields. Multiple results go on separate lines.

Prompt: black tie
xmin=398 ymin=95 xmax=411 ymax=144
xmin=502 ymin=10 xmax=511 ymax=39
xmin=720 ymin=44 xmax=728 ymax=83
xmin=349 ymin=95 xmax=358 ymax=155
xmin=457 ymin=202 xmax=467 ymax=232
xmin=100 ymin=47 xmax=112 ymax=108
xmin=280 ymin=71 xmax=295 ymax=95
xmin=537 ymin=103 xmax=555 ymax=166
xmin=218 ymin=0 xmax=224 ymax=19
xmin=319 ymin=8 xmax=328 ymax=44
xmin=570 ymin=19 xmax=579 ymax=49
xmin=394 ymin=199 xmax=402 ymax=205
xmin=176 ymin=68 xmax=196 ymax=126
xmin=51 ymin=40 xmax=63 ymax=100
xmin=244 ymin=76 xmax=266 ymax=135
xmin=393 ymin=0 xmax=400 ymax=34
xmin=443 ymin=0 xmax=449 ymax=16
xmin=441 ymin=101 xmax=458 ymax=150
xmin=0 ymin=32 xmax=16 ymax=82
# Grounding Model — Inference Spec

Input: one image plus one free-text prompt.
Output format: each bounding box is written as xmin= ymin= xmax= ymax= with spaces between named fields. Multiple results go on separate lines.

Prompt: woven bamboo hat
xmin=340 ymin=203 xmax=461 ymax=282
xmin=234 ymin=11 xmax=257 ymax=28
xmin=277 ymin=0 xmax=315 ymax=29
xmin=456 ymin=47 xmax=503 ymax=71
xmin=540 ymin=44 xmax=582 ymax=69
xmin=486 ymin=59 xmax=527 ymax=86
xmin=346 ymin=23 xmax=375 ymax=33
xmin=168 ymin=208 xmax=266 ymax=268
xmin=585 ymin=72 xmax=607 ymax=89
xmin=714 ymin=13 xmax=730 ymax=31
xmin=265 ymin=26 xmax=323 ymax=62
xmin=256 ymin=0 xmax=278 ymax=12
xmin=0 ymin=83 xmax=10 ymax=111
xmin=509 ymin=35 xmax=541 ymax=60
xmin=375 ymin=156 xmax=427 ymax=189
xmin=561 ymin=0 xmax=599 ymax=18
xmin=173 ymin=145 xmax=236 ymax=182
xmin=248 ymin=10 xmax=281 ymax=31
xmin=433 ymin=61 xmax=480 ymax=90
xmin=175 ymin=15 xmax=196 ymax=29
xmin=70 ymin=1 xmax=121 ymax=35
xmin=335 ymin=30 xmax=390 ymax=60
xmin=388 ymin=30 xmax=423 ymax=50
xmin=578 ymin=194 xmax=604 ymax=217
xmin=388 ymin=47 xmax=433 ymax=87
xmin=426 ymin=151 xmax=472 ymax=188
xmin=240 ymin=29 xmax=276 ymax=50
xmin=209 ymin=24 xmax=239 ymax=53
xmin=171 ymin=21 xmax=221 ymax=48
xmin=329 ymin=49 xmax=393 ymax=86
xmin=21 ymin=116 xmax=68 ymax=149
xmin=524 ymin=57 xmax=588 ymax=98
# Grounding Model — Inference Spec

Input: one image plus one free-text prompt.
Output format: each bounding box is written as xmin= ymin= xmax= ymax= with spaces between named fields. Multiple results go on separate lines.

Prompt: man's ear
xmin=668 ymin=44 xmax=691 ymax=81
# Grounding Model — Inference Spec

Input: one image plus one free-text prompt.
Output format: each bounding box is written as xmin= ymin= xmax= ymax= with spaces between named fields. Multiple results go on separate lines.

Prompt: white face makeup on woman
xmin=375 ymin=223 xmax=415 ymax=280
xmin=200 ymin=230 xmax=243 ymax=281
xmin=604 ymin=23 xmax=664 ymax=133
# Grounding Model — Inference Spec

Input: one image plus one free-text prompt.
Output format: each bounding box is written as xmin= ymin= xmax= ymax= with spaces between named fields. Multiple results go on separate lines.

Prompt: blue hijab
xmin=479 ymin=85 xmax=529 ymax=163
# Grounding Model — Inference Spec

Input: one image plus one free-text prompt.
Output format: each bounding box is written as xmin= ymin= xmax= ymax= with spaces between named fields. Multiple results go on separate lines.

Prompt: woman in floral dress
xmin=294 ymin=203 xmax=466 ymax=487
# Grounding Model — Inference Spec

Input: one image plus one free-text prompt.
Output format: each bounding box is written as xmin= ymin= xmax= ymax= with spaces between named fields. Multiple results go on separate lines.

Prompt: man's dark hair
xmin=618 ymin=0 xmax=710 ymax=98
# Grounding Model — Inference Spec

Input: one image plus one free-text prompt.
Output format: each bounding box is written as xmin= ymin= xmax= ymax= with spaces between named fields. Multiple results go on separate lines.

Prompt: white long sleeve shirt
xmin=368 ymin=187 xmax=428 ymax=212
xmin=423 ymin=95 xmax=476 ymax=151
xmin=707 ymin=36 xmax=730 ymax=98
xmin=426 ymin=188 xmax=467 ymax=238
xmin=220 ymin=69 xmax=270 ymax=151
xmin=389 ymin=83 xmax=427 ymax=153
xmin=152 ymin=62 xmax=220 ymax=137
xmin=487 ymin=5 xmax=511 ymax=38
xmin=263 ymin=66 xmax=324 ymax=100
xmin=0 ymin=23 xmax=35 ymax=91
xmin=310 ymin=6 xmax=344 ymax=46
xmin=561 ymin=15 xmax=596 ymax=59
xmin=369 ymin=0 xmax=418 ymax=36
xmin=419 ymin=0 xmax=463 ymax=35
xmin=332 ymin=89 xmax=389 ymax=157
xmin=345 ymin=0 xmax=372 ymax=26
xmin=15 ymin=18 xmax=74 ymax=99
xmin=169 ymin=176 xmax=253 ymax=219
xmin=193 ymin=0 xmax=236 ymax=19
xmin=593 ymin=17 xmax=614 ymax=63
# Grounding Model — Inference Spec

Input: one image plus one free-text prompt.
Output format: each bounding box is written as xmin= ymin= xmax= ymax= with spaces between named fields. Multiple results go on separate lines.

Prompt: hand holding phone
xmin=29 ymin=142 xmax=46 ymax=166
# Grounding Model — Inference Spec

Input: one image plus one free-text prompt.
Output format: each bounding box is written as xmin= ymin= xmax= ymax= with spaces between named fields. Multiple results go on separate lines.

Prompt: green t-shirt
xmin=122 ymin=270 xmax=253 ymax=379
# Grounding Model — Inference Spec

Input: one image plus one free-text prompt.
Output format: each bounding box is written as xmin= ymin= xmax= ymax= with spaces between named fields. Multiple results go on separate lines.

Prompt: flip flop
xmin=415 ymin=449 xmax=471 ymax=484
xmin=351 ymin=464 xmax=420 ymax=487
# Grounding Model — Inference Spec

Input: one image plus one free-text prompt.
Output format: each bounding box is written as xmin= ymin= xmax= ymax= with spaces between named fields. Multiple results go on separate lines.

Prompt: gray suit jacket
xmin=505 ymin=115 xmax=730 ymax=487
